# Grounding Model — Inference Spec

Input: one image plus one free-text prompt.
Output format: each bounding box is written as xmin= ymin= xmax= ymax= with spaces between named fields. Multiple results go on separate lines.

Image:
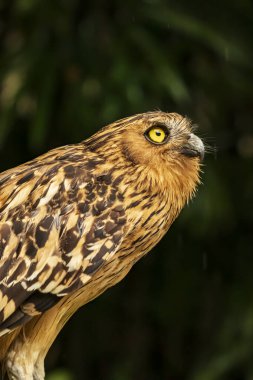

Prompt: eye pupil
xmin=156 ymin=131 xmax=161 ymax=136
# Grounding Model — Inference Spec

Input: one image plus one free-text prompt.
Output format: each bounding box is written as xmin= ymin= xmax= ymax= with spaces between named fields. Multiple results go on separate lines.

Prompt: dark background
xmin=0 ymin=1 xmax=253 ymax=379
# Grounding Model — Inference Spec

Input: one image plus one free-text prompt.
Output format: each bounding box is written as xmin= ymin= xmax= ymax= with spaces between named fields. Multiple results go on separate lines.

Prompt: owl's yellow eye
xmin=145 ymin=125 xmax=169 ymax=145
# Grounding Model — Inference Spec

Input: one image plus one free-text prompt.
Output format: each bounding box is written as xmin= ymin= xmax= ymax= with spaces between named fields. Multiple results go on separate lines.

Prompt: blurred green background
xmin=0 ymin=0 xmax=253 ymax=379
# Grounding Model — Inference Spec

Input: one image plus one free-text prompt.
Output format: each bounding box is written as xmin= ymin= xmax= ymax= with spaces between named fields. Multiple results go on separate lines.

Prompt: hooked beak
xmin=181 ymin=133 xmax=205 ymax=161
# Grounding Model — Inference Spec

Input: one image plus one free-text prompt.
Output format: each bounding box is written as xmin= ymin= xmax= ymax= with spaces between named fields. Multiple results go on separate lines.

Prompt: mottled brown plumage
xmin=0 ymin=111 xmax=204 ymax=379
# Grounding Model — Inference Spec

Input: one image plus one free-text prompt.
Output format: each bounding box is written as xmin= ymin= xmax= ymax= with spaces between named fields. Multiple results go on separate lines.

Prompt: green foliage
xmin=47 ymin=369 xmax=73 ymax=380
xmin=0 ymin=1 xmax=253 ymax=379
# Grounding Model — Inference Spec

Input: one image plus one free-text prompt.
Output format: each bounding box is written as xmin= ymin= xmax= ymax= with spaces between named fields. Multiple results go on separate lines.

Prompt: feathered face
xmin=87 ymin=111 xmax=204 ymax=202
xmin=119 ymin=112 xmax=204 ymax=164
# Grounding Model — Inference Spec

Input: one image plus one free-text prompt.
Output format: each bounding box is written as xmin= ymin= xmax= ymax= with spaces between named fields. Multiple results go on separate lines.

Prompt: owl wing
xmin=0 ymin=151 xmax=127 ymax=334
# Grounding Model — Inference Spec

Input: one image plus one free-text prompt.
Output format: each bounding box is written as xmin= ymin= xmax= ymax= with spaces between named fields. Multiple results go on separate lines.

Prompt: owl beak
xmin=181 ymin=133 xmax=205 ymax=161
